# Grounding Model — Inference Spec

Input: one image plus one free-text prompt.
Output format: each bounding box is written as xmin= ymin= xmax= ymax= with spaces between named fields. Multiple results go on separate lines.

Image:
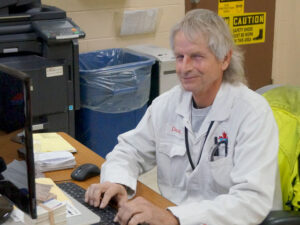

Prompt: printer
xmin=0 ymin=0 xmax=85 ymax=137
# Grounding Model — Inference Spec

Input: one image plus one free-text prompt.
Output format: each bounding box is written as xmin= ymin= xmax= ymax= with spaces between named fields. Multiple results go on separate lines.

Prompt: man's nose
xmin=182 ymin=56 xmax=193 ymax=73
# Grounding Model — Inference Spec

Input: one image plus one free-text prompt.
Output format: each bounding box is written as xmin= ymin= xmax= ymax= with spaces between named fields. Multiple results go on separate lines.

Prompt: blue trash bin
xmin=76 ymin=48 xmax=155 ymax=158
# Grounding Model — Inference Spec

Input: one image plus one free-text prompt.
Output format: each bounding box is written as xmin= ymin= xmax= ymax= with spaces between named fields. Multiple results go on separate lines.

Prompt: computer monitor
xmin=0 ymin=64 xmax=37 ymax=220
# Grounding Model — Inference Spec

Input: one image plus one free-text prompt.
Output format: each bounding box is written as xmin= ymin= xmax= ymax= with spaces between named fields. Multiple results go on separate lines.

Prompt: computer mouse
xmin=71 ymin=163 xmax=100 ymax=181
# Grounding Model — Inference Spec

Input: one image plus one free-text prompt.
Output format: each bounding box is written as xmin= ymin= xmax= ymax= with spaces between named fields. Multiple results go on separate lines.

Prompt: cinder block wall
xmin=272 ymin=0 xmax=300 ymax=85
xmin=42 ymin=0 xmax=185 ymax=53
xmin=42 ymin=0 xmax=299 ymax=85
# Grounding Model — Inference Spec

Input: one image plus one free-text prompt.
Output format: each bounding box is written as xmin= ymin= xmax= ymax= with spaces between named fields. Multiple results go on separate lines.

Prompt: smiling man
xmin=85 ymin=9 xmax=282 ymax=225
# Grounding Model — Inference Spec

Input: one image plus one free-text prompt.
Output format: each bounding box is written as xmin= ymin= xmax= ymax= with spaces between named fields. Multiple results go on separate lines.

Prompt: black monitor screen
xmin=0 ymin=64 xmax=37 ymax=219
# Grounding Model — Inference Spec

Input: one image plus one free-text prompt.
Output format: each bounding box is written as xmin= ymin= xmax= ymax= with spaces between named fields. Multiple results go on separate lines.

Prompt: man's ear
xmin=221 ymin=49 xmax=232 ymax=71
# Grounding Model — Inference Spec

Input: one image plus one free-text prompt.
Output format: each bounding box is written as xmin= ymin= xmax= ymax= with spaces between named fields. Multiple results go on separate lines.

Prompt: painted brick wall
xmin=41 ymin=0 xmax=299 ymax=85
xmin=42 ymin=0 xmax=185 ymax=53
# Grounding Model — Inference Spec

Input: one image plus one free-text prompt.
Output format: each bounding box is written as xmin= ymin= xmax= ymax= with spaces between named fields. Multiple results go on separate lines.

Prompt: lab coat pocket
xmin=157 ymin=142 xmax=187 ymax=187
xmin=209 ymin=154 xmax=233 ymax=194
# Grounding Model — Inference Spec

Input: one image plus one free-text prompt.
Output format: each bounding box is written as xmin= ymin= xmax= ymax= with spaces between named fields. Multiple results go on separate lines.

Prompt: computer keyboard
xmin=57 ymin=182 xmax=119 ymax=225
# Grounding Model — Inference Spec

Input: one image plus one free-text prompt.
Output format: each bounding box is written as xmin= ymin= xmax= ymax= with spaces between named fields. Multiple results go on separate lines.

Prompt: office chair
xmin=257 ymin=85 xmax=300 ymax=225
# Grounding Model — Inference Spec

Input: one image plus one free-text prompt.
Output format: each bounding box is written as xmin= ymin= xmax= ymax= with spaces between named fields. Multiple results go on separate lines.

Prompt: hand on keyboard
xmin=58 ymin=182 xmax=119 ymax=225
xmin=58 ymin=182 xmax=177 ymax=225
xmin=114 ymin=197 xmax=179 ymax=225
xmin=85 ymin=181 xmax=128 ymax=209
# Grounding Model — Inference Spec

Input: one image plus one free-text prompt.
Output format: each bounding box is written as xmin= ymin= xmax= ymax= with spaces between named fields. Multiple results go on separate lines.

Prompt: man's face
xmin=174 ymin=31 xmax=229 ymax=101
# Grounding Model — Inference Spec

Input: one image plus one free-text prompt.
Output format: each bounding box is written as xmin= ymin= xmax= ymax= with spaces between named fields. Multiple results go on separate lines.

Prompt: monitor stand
xmin=0 ymin=195 xmax=13 ymax=224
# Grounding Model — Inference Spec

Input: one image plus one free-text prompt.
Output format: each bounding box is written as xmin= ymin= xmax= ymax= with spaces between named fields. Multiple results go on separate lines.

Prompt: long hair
xmin=170 ymin=9 xmax=247 ymax=85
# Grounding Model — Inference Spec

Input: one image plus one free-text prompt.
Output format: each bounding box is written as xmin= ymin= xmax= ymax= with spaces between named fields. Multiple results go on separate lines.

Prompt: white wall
xmin=42 ymin=0 xmax=185 ymax=53
xmin=272 ymin=0 xmax=300 ymax=85
xmin=42 ymin=0 xmax=300 ymax=85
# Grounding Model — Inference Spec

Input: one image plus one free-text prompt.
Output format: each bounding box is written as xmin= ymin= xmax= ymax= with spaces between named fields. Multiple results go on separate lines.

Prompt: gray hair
xmin=170 ymin=9 xmax=247 ymax=85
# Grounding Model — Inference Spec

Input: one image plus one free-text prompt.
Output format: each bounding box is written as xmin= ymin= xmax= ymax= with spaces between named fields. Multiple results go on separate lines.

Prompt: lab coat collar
xmin=176 ymin=82 xmax=237 ymax=125
xmin=209 ymin=82 xmax=236 ymax=121
xmin=175 ymin=86 xmax=193 ymax=129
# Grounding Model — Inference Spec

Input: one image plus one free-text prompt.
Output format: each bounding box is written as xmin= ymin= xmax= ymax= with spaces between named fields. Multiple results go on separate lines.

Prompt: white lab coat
xmin=101 ymin=82 xmax=282 ymax=225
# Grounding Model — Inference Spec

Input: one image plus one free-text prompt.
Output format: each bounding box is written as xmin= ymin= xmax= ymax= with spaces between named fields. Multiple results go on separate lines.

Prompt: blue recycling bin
xmin=75 ymin=48 xmax=155 ymax=158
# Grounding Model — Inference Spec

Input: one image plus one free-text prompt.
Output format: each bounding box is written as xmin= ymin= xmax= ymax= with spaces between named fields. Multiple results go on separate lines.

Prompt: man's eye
xmin=176 ymin=55 xmax=183 ymax=60
xmin=193 ymin=55 xmax=203 ymax=59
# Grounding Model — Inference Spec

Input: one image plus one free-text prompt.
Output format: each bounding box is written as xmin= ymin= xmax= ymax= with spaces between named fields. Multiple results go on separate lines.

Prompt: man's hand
xmin=114 ymin=196 xmax=179 ymax=225
xmin=85 ymin=181 xmax=128 ymax=208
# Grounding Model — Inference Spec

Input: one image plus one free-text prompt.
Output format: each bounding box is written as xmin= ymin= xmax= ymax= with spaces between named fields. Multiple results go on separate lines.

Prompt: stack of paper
xmin=36 ymin=183 xmax=57 ymax=202
xmin=35 ymin=178 xmax=70 ymax=203
xmin=35 ymin=178 xmax=81 ymax=218
xmin=24 ymin=199 xmax=66 ymax=225
xmin=33 ymin=133 xmax=76 ymax=153
xmin=35 ymin=151 xmax=76 ymax=172
xmin=11 ymin=179 xmax=81 ymax=224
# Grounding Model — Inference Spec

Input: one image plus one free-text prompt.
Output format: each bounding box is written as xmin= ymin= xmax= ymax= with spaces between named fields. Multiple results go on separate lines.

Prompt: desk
xmin=0 ymin=131 xmax=174 ymax=210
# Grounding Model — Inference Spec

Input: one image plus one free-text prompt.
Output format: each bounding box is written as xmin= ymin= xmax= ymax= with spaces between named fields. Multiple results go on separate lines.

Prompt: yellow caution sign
xmin=218 ymin=0 xmax=244 ymax=16
xmin=233 ymin=14 xmax=264 ymax=26
xmin=223 ymin=12 xmax=266 ymax=45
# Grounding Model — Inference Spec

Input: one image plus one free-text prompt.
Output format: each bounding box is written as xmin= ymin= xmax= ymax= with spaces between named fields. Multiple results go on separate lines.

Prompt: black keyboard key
xmin=57 ymin=182 xmax=119 ymax=225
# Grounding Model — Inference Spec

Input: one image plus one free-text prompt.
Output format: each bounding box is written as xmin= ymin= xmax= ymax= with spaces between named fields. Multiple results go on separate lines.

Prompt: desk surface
xmin=0 ymin=131 xmax=174 ymax=209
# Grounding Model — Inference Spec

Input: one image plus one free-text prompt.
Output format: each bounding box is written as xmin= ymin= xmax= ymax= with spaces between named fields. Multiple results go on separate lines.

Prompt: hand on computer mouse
xmin=71 ymin=163 xmax=100 ymax=181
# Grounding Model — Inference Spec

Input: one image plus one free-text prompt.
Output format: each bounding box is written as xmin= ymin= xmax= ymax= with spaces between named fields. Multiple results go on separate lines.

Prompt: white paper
xmin=10 ymin=207 xmax=24 ymax=222
xmin=2 ymin=160 xmax=28 ymax=189
xmin=35 ymin=151 xmax=74 ymax=162
xmin=35 ymin=151 xmax=76 ymax=172
xmin=120 ymin=8 xmax=158 ymax=35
